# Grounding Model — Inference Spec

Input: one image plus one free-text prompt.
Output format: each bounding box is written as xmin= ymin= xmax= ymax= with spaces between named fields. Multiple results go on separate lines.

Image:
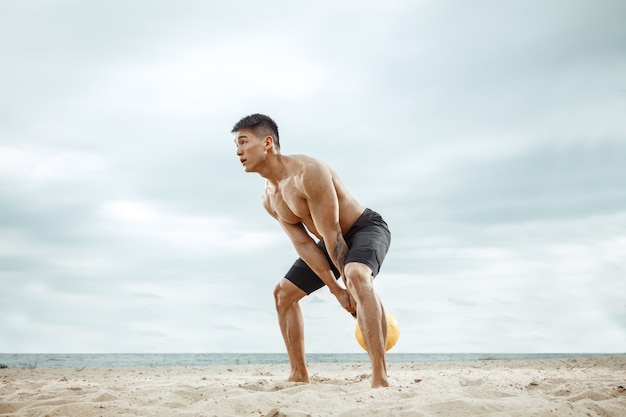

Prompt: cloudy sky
xmin=1 ymin=0 xmax=625 ymax=354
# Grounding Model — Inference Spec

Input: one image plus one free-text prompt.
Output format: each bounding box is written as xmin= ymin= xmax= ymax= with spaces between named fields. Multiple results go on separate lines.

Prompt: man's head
xmin=231 ymin=113 xmax=280 ymax=152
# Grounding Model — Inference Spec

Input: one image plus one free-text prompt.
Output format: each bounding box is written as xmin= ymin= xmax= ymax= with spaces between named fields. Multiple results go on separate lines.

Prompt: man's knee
xmin=274 ymin=278 xmax=305 ymax=311
xmin=344 ymin=263 xmax=374 ymax=294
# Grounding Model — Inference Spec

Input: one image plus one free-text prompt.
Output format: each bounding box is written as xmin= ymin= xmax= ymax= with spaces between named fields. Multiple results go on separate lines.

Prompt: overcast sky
xmin=1 ymin=0 xmax=625 ymax=354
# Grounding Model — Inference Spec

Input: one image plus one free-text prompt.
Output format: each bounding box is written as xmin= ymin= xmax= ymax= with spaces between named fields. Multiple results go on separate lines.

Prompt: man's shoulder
xmin=288 ymin=154 xmax=330 ymax=174
xmin=289 ymin=154 xmax=322 ymax=164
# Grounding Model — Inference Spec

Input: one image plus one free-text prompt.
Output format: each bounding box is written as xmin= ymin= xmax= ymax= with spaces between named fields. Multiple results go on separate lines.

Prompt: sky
xmin=1 ymin=0 xmax=625 ymax=354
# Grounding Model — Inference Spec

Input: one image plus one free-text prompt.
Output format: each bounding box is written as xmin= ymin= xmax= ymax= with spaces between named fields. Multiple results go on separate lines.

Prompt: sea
xmin=0 ymin=352 xmax=618 ymax=369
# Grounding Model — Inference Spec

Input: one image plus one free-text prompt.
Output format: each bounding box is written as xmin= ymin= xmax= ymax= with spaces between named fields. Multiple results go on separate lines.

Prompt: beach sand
xmin=1 ymin=356 xmax=625 ymax=416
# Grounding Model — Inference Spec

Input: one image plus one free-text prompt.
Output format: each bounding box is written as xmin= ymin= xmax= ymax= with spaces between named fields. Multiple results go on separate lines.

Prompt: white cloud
xmin=100 ymin=200 xmax=159 ymax=223
xmin=0 ymin=146 xmax=107 ymax=188
xmin=94 ymin=36 xmax=329 ymax=121
xmin=97 ymin=199 xmax=283 ymax=255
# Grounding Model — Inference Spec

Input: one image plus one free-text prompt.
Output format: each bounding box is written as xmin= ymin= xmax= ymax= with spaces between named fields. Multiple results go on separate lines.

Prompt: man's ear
xmin=264 ymin=136 xmax=274 ymax=152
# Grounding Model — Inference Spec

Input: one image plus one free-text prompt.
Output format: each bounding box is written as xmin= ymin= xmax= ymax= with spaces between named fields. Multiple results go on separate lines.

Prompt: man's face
xmin=234 ymin=128 xmax=266 ymax=172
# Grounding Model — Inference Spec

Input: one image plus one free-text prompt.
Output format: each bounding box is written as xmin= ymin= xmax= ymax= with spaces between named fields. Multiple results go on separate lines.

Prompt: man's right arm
xmin=262 ymin=188 xmax=355 ymax=312
xmin=278 ymin=220 xmax=344 ymax=295
xmin=279 ymin=220 xmax=356 ymax=313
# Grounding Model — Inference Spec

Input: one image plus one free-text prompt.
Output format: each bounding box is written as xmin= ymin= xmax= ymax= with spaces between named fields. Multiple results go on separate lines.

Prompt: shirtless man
xmin=232 ymin=114 xmax=392 ymax=388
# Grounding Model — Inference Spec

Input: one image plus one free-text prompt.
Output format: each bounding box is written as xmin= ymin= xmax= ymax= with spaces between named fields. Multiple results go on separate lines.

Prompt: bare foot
xmin=371 ymin=376 xmax=389 ymax=388
xmin=287 ymin=371 xmax=309 ymax=383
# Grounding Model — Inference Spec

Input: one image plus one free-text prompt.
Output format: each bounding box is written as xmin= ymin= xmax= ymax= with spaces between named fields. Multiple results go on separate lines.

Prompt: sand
xmin=1 ymin=356 xmax=625 ymax=416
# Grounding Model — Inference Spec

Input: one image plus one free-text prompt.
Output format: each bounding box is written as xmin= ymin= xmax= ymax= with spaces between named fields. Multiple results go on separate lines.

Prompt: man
xmin=232 ymin=114 xmax=392 ymax=388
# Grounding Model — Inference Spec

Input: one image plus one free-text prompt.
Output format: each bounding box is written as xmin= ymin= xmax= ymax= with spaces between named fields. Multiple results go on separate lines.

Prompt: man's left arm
xmin=302 ymin=164 xmax=349 ymax=275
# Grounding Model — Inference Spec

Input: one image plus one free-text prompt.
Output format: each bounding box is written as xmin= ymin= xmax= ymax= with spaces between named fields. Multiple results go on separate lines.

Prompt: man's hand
xmin=333 ymin=287 xmax=356 ymax=314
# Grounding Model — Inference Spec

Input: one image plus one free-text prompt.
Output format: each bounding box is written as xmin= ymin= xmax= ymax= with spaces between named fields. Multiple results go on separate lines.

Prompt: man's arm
xmin=301 ymin=162 xmax=349 ymax=275
xmin=278 ymin=220 xmax=345 ymax=294
xmin=262 ymin=191 xmax=344 ymax=294
xmin=279 ymin=219 xmax=355 ymax=313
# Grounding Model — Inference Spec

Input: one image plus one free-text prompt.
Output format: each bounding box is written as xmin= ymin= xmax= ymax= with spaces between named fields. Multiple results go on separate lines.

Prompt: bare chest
xmin=266 ymin=182 xmax=315 ymax=228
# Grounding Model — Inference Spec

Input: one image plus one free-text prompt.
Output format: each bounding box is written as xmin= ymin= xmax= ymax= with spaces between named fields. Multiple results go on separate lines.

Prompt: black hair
xmin=231 ymin=113 xmax=280 ymax=151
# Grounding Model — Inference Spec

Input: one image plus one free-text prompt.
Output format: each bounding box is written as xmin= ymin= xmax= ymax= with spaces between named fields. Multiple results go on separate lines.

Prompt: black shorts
xmin=284 ymin=208 xmax=391 ymax=295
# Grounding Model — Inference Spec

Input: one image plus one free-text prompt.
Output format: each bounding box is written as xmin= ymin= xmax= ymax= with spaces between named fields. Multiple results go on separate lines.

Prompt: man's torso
xmin=263 ymin=155 xmax=364 ymax=239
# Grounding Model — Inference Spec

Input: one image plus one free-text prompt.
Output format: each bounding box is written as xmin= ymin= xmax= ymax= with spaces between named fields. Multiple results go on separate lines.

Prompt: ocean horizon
xmin=1 ymin=352 xmax=621 ymax=369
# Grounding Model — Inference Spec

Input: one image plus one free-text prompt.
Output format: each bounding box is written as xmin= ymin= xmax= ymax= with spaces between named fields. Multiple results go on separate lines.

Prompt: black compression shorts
xmin=284 ymin=208 xmax=391 ymax=295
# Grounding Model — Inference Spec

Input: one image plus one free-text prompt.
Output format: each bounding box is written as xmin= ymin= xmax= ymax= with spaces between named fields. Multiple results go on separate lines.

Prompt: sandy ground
xmin=1 ymin=356 xmax=625 ymax=416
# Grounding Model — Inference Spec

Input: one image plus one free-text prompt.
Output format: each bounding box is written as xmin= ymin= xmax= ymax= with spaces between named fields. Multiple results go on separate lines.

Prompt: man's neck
xmin=258 ymin=153 xmax=290 ymax=185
